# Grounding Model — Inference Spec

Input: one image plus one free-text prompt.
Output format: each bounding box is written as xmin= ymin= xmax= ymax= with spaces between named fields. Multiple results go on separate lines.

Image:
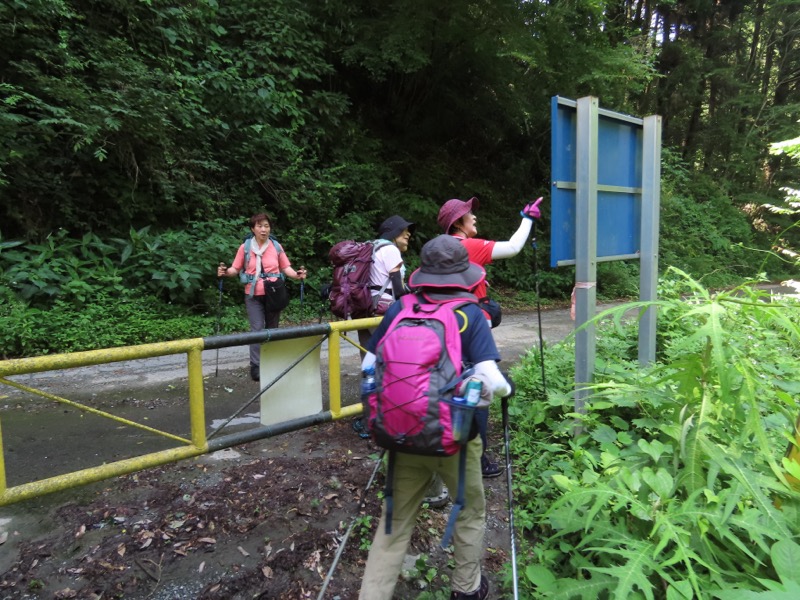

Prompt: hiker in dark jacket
xmin=358 ymin=235 xmax=511 ymax=600
xmin=217 ymin=212 xmax=307 ymax=381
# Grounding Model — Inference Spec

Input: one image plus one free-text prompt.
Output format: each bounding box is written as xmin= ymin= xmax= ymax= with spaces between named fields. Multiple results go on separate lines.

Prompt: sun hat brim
xmin=436 ymin=197 xmax=480 ymax=233
xmin=408 ymin=261 xmax=485 ymax=291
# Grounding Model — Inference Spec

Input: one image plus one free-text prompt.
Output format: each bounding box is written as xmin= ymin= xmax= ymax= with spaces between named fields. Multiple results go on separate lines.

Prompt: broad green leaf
xmin=771 ymin=538 xmax=800 ymax=586
xmin=551 ymin=574 xmax=615 ymax=600
xmin=781 ymin=457 xmax=800 ymax=482
xmin=666 ymin=580 xmax=693 ymax=600
xmin=642 ymin=467 xmax=674 ymax=499
xmin=525 ymin=565 xmax=556 ymax=591
xmin=638 ymin=438 xmax=667 ymax=463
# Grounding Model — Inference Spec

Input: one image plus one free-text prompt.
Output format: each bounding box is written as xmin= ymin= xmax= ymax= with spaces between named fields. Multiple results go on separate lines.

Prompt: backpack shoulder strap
xmin=383 ymin=450 xmax=396 ymax=536
xmin=371 ymin=239 xmax=392 ymax=254
xmin=440 ymin=448 xmax=468 ymax=548
xmin=244 ymin=236 xmax=252 ymax=266
xmin=269 ymin=235 xmax=283 ymax=254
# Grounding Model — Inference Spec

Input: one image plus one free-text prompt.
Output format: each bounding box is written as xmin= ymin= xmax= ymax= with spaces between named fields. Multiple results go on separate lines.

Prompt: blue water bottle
xmin=361 ymin=365 xmax=376 ymax=399
xmin=451 ymin=395 xmax=468 ymax=442
xmin=465 ymin=378 xmax=482 ymax=406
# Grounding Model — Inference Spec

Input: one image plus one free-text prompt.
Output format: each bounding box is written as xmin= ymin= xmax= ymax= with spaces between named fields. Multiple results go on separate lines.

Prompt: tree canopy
xmin=1 ymin=0 xmax=799 ymax=284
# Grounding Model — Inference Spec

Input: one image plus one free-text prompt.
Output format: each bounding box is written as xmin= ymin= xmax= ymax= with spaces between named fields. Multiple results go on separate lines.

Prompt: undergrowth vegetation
xmin=0 ymin=222 xmax=327 ymax=358
xmin=506 ymin=270 xmax=800 ymax=599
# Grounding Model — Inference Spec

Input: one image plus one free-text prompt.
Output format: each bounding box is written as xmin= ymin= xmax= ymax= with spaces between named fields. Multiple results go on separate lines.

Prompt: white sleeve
xmin=361 ymin=352 xmax=376 ymax=372
xmin=471 ymin=360 xmax=512 ymax=407
xmin=491 ymin=218 xmax=532 ymax=260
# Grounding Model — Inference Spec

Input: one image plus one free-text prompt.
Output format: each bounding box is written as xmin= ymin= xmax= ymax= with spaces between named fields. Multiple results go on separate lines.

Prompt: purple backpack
xmin=365 ymin=293 xmax=476 ymax=547
xmin=328 ymin=239 xmax=391 ymax=319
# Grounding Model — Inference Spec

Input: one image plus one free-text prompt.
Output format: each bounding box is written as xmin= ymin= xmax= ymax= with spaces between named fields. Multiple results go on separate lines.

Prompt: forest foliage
xmin=2 ymin=4 xmax=800 ymax=599
xmin=1 ymin=0 xmax=800 ymax=356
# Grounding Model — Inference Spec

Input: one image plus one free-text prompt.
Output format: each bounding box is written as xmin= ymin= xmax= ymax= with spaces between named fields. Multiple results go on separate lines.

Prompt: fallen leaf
xmin=116 ymin=544 xmax=126 ymax=557
xmin=197 ymin=537 xmax=216 ymax=544
xmin=262 ymin=566 xmax=273 ymax=579
xmin=237 ymin=546 xmax=250 ymax=557
xmin=210 ymin=584 xmax=221 ymax=593
xmin=75 ymin=525 xmax=86 ymax=539
xmin=198 ymin=561 xmax=205 ymax=573
xmin=0 ymin=531 xmax=9 ymax=544
xmin=324 ymin=493 xmax=338 ymax=500
xmin=140 ymin=538 xmax=153 ymax=549
xmin=54 ymin=588 xmax=77 ymax=599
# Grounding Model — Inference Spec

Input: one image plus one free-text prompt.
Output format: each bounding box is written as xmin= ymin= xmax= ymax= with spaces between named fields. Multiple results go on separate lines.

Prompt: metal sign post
xmin=574 ymin=97 xmax=599 ymax=413
xmin=551 ymin=96 xmax=662 ymax=415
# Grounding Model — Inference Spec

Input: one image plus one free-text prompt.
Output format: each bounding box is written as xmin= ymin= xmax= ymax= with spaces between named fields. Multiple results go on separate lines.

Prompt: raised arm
xmin=490 ymin=197 xmax=543 ymax=260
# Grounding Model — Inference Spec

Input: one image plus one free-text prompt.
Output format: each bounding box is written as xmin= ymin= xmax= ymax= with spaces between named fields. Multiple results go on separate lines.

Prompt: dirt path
xmin=0 ymin=301 xmax=659 ymax=599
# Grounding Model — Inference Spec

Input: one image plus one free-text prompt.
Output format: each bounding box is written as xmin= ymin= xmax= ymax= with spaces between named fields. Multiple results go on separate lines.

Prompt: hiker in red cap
xmin=436 ymin=195 xmax=543 ymax=478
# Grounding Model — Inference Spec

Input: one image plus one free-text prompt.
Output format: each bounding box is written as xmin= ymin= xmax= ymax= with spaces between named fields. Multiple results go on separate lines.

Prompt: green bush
xmin=509 ymin=271 xmax=800 ymax=599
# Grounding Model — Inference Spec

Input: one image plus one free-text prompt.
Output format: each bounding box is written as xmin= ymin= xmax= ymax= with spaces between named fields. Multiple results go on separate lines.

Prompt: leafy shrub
xmin=0 ymin=292 xmax=218 ymax=356
xmin=0 ymin=219 xmax=244 ymax=309
xmin=509 ymin=271 xmax=800 ymax=598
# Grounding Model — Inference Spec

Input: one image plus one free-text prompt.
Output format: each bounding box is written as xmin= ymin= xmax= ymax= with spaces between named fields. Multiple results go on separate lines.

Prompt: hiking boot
xmin=481 ymin=455 xmax=502 ymax=478
xmin=250 ymin=364 xmax=260 ymax=382
xmin=422 ymin=484 xmax=450 ymax=509
xmin=450 ymin=574 xmax=489 ymax=600
xmin=352 ymin=417 xmax=370 ymax=440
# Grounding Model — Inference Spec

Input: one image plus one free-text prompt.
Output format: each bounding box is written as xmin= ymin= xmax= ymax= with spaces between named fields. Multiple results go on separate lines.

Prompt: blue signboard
xmin=550 ymin=97 xmax=644 ymax=267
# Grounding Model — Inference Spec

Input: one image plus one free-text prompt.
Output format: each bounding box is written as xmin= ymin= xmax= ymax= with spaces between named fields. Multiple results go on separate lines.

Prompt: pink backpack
xmin=365 ymin=293 xmax=477 ymax=547
xmin=328 ymin=239 xmax=391 ymax=319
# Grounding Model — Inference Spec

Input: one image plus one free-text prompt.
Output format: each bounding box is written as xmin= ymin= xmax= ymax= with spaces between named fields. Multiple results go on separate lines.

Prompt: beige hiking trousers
xmin=358 ymin=437 xmax=485 ymax=599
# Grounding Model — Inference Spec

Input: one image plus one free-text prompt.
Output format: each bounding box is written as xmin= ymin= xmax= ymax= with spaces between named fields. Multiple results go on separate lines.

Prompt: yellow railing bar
xmin=0 ymin=320 xmax=383 ymax=503
xmin=0 ymin=445 xmax=205 ymax=506
xmin=326 ymin=317 xmax=381 ymax=419
xmin=187 ymin=347 xmax=207 ymax=448
xmin=0 ymin=339 xmax=202 ymax=376
xmin=0 ymin=376 xmax=192 ymax=445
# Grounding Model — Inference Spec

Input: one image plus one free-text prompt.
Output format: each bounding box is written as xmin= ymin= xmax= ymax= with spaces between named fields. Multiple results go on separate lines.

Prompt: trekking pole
xmin=299 ymin=265 xmax=305 ymax=323
xmin=531 ymin=222 xmax=547 ymax=395
xmin=502 ymin=395 xmax=520 ymax=600
xmin=215 ymin=267 xmax=225 ymax=377
xmin=316 ymin=449 xmax=386 ymax=600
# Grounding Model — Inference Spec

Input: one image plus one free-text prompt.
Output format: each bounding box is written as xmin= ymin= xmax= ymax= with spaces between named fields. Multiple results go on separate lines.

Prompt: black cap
xmin=377 ymin=215 xmax=415 ymax=241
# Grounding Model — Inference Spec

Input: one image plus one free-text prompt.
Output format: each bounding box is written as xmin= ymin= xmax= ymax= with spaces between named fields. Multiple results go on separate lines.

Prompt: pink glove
xmin=520 ymin=197 xmax=543 ymax=220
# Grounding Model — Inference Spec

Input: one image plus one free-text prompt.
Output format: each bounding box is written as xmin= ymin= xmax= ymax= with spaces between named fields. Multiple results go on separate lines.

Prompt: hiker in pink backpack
xmin=358 ymin=235 xmax=513 ymax=600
